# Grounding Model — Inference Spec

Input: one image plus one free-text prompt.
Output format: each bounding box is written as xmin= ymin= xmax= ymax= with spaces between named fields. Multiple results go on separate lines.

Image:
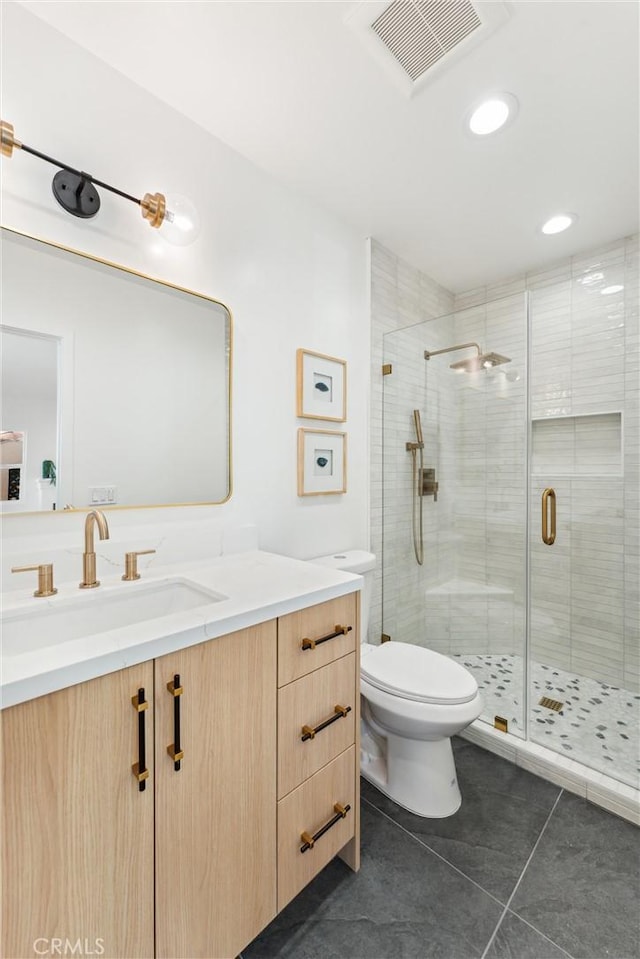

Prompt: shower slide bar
xmin=406 ymin=410 xmax=425 ymax=566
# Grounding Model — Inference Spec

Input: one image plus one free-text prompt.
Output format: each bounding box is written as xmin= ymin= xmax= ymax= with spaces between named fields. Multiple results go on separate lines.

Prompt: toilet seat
xmin=361 ymin=642 xmax=478 ymax=705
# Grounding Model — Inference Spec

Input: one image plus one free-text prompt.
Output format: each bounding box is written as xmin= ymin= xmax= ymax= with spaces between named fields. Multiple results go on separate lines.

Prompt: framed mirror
xmin=1 ymin=227 xmax=232 ymax=513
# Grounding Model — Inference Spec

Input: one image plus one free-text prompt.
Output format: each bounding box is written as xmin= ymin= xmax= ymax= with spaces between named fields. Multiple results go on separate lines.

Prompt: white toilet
xmin=309 ymin=551 xmax=482 ymax=819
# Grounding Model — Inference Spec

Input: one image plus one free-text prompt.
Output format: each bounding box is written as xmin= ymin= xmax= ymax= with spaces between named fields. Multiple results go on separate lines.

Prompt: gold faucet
xmin=80 ymin=509 xmax=110 ymax=589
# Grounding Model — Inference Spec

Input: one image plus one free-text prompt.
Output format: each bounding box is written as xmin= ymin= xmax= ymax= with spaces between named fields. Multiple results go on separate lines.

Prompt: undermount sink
xmin=2 ymin=578 xmax=227 ymax=657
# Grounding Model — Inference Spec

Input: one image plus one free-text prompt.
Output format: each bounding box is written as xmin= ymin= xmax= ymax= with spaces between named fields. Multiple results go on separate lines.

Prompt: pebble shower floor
xmin=454 ymin=653 xmax=640 ymax=789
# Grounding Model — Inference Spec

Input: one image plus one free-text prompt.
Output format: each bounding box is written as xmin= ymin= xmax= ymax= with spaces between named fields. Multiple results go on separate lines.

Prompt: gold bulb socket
xmin=1 ymin=120 xmax=21 ymax=158
xmin=140 ymin=191 xmax=166 ymax=229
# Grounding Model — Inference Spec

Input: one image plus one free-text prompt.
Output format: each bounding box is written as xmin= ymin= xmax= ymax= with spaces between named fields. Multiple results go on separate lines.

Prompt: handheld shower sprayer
xmin=406 ymin=409 xmax=424 ymax=451
xmin=413 ymin=409 xmax=424 ymax=448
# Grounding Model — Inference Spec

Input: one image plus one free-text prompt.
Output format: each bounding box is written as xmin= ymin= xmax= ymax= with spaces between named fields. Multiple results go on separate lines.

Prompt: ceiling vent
xmin=346 ymin=0 xmax=511 ymax=97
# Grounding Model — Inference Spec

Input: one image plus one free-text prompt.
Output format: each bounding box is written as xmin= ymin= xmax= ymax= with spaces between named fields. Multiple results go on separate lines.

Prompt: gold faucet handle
xmin=122 ymin=550 xmax=156 ymax=582
xmin=11 ymin=563 xmax=58 ymax=598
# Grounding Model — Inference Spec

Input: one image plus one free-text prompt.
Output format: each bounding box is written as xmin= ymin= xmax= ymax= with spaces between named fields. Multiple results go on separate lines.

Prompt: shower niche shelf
xmin=532 ymin=412 xmax=622 ymax=477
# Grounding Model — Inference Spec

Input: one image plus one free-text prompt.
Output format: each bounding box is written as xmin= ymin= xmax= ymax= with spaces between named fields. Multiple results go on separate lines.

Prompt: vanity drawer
xmin=278 ymin=653 xmax=356 ymax=799
xmin=277 ymin=746 xmax=356 ymax=911
xmin=278 ymin=593 xmax=358 ymax=686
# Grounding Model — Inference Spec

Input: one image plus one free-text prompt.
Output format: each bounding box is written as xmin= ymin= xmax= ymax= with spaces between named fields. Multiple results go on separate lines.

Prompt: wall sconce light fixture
xmin=1 ymin=120 xmax=199 ymax=245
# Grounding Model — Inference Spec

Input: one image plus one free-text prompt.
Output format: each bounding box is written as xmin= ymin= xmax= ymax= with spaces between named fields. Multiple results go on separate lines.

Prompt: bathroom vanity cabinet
xmin=1 ymin=592 xmax=360 ymax=959
xmin=1 ymin=621 xmax=277 ymax=959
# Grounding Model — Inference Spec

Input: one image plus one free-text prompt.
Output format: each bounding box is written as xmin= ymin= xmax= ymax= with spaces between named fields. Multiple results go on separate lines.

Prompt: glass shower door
xmin=382 ymin=293 xmax=529 ymax=737
xmin=528 ymin=268 xmax=639 ymax=788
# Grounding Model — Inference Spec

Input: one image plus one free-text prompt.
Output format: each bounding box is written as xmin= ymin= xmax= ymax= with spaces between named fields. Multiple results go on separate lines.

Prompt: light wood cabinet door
xmin=1 ymin=664 xmax=155 ymax=959
xmin=154 ymin=621 xmax=278 ymax=959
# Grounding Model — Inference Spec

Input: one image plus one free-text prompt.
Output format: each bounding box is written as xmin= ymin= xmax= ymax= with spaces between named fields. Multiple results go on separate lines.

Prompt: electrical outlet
xmin=89 ymin=486 xmax=117 ymax=505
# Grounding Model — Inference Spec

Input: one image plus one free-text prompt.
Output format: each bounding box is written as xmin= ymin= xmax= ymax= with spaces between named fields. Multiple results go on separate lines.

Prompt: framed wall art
xmin=297 ymin=428 xmax=347 ymax=496
xmin=296 ymin=349 xmax=347 ymax=422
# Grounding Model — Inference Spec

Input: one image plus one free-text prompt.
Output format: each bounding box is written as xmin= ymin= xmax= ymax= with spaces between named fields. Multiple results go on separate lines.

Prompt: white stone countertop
xmin=1 ymin=550 xmax=361 ymax=709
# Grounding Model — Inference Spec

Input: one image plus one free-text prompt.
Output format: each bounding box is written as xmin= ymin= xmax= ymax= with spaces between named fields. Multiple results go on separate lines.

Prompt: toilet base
xmin=361 ymin=732 xmax=462 ymax=818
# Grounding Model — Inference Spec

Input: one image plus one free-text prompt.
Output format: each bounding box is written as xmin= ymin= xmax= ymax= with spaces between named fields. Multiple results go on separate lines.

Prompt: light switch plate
xmin=89 ymin=486 xmax=117 ymax=505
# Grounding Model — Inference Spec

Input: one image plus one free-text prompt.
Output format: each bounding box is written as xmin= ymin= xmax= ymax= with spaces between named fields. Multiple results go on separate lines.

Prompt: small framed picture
xmin=297 ymin=428 xmax=347 ymax=496
xmin=296 ymin=349 xmax=347 ymax=422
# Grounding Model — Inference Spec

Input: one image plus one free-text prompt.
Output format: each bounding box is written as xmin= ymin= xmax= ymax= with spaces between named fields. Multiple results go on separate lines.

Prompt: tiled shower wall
xmin=370 ymin=234 xmax=639 ymax=696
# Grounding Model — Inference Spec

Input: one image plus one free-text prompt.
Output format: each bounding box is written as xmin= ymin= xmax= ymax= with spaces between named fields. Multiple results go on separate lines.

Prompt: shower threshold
xmin=461 ymin=720 xmax=639 ymax=826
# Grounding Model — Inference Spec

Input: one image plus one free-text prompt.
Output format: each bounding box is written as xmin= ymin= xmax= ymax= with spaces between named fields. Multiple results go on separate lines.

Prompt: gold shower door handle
xmin=542 ymin=488 xmax=556 ymax=545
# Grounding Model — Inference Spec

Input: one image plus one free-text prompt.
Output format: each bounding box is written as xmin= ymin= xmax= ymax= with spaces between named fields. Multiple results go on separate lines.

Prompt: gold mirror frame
xmin=1 ymin=226 xmax=232 ymax=514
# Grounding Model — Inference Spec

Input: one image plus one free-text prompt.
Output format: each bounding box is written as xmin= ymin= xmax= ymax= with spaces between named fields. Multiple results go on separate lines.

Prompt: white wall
xmin=1 ymin=4 xmax=369 ymax=567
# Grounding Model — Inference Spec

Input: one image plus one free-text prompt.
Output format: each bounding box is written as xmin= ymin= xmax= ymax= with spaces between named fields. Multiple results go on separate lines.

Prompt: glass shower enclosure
xmin=381 ymin=283 xmax=639 ymax=790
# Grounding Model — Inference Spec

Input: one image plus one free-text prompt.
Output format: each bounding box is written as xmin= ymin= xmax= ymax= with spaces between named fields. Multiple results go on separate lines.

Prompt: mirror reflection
xmin=1 ymin=228 xmax=232 ymax=512
xmin=1 ymin=326 xmax=59 ymax=510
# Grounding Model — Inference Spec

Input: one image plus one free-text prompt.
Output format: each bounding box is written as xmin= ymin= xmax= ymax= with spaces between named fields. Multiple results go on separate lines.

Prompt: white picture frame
xmin=296 ymin=349 xmax=347 ymax=422
xmin=297 ymin=428 xmax=347 ymax=496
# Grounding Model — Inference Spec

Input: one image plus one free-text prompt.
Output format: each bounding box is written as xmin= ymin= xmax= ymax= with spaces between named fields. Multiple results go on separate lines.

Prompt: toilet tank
xmin=307 ymin=551 xmax=376 ymax=643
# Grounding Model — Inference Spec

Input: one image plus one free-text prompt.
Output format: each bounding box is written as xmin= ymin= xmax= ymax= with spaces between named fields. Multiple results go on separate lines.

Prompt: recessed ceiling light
xmin=541 ymin=214 xmax=577 ymax=235
xmin=601 ymin=284 xmax=624 ymax=295
xmin=467 ymin=94 xmax=518 ymax=136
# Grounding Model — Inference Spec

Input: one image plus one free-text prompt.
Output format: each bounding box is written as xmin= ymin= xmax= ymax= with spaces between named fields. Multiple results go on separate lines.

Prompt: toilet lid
xmin=361 ymin=643 xmax=478 ymax=705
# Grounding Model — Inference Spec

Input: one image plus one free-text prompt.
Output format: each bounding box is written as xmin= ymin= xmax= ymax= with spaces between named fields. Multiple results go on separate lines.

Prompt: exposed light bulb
xmin=160 ymin=193 xmax=200 ymax=246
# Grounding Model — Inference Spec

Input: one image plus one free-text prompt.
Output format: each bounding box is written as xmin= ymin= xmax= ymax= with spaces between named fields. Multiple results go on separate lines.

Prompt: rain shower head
xmin=424 ymin=342 xmax=511 ymax=373
xmin=449 ymin=351 xmax=511 ymax=372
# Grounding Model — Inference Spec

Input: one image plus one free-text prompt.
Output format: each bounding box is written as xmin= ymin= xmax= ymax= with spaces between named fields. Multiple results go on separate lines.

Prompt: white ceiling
xmin=17 ymin=0 xmax=640 ymax=292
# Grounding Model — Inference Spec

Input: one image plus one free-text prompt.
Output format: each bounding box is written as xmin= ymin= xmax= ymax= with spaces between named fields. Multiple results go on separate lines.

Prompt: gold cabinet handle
xmin=542 ymin=488 xmax=556 ymax=545
xmin=301 ymin=624 xmax=352 ymax=651
xmin=301 ymin=704 xmax=352 ymax=741
xmin=300 ymin=802 xmax=351 ymax=853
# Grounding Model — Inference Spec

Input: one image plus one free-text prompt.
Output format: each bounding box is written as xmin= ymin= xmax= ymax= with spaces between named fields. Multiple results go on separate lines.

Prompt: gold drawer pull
xmin=301 ymin=704 xmax=352 ymax=742
xmin=301 ymin=624 xmax=352 ymax=651
xmin=300 ymin=802 xmax=351 ymax=853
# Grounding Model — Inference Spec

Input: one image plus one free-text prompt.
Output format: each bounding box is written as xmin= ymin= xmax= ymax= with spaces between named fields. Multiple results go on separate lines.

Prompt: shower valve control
xmin=420 ymin=468 xmax=438 ymax=501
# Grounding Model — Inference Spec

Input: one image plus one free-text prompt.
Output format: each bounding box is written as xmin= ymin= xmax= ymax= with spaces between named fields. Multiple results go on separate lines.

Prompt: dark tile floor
xmin=244 ymin=738 xmax=640 ymax=959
